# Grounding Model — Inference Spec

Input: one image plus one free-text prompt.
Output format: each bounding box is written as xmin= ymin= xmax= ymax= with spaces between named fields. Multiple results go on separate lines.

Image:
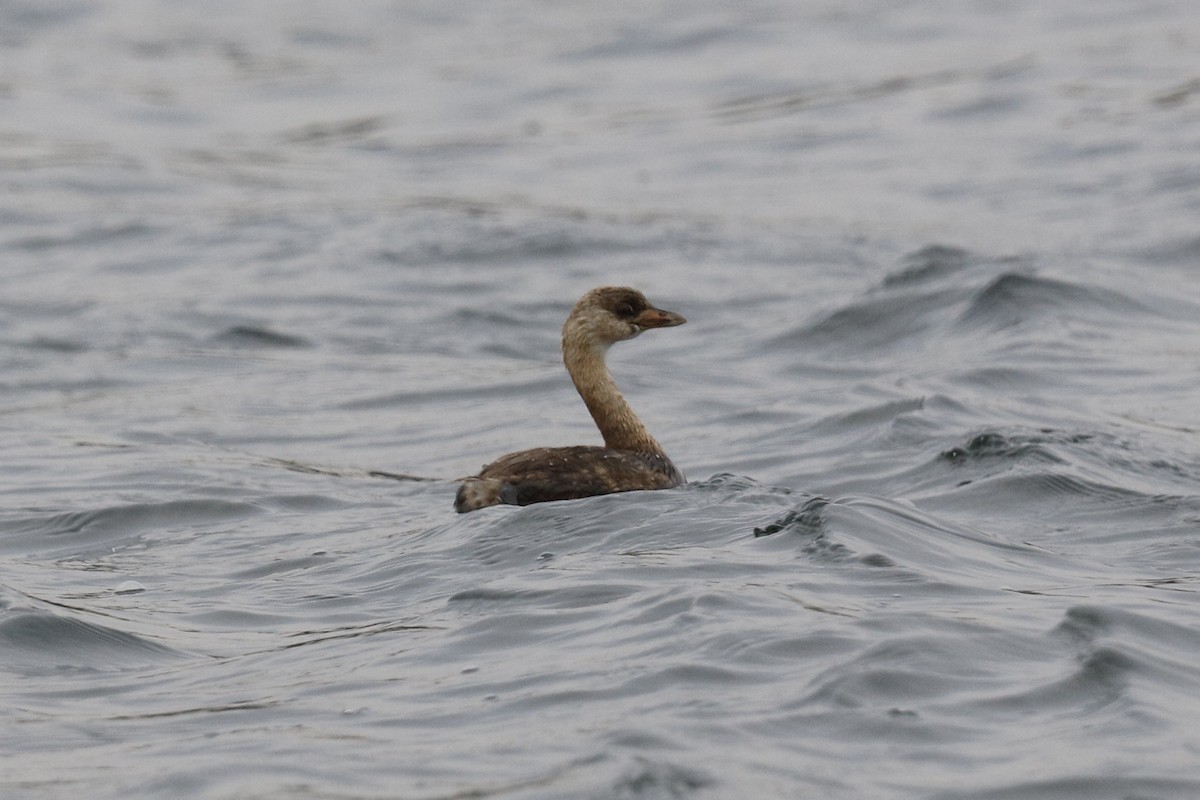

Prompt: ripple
xmin=447 ymin=583 xmax=637 ymax=611
xmin=211 ymin=325 xmax=312 ymax=349
xmin=3 ymin=499 xmax=263 ymax=557
xmin=8 ymin=221 xmax=157 ymax=251
xmin=0 ymin=608 xmax=182 ymax=674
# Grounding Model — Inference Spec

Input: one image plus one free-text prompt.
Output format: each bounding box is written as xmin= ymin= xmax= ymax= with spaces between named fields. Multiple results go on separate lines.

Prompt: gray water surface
xmin=3 ymin=2 xmax=1200 ymax=798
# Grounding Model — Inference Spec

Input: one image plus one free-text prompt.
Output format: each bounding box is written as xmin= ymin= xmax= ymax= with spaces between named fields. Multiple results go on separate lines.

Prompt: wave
xmin=2 ymin=499 xmax=262 ymax=558
xmin=0 ymin=607 xmax=183 ymax=675
xmin=955 ymin=271 xmax=1155 ymax=331
xmin=767 ymin=245 xmax=1177 ymax=360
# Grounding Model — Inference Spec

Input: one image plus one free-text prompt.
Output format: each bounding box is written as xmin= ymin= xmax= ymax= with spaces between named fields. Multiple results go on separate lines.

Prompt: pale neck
xmin=562 ymin=338 xmax=665 ymax=455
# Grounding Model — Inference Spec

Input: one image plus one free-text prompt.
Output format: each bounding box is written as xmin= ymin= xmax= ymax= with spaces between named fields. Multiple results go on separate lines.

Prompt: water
xmin=3 ymin=2 xmax=1200 ymax=798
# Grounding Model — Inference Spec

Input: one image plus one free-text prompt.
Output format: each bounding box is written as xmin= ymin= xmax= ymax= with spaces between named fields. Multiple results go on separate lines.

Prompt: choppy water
xmin=4 ymin=2 xmax=1200 ymax=798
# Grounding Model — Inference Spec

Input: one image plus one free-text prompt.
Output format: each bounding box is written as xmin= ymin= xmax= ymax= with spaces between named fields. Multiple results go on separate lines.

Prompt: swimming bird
xmin=455 ymin=286 xmax=686 ymax=512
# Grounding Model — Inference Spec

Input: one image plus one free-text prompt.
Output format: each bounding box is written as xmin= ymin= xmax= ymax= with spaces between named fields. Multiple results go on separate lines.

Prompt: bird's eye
xmin=615 ymin=303 xmax=634 ymax=318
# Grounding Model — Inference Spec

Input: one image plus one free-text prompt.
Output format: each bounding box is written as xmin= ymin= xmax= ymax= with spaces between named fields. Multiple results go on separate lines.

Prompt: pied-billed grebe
xmin=455 ymin=286 xmax=686 ymax=513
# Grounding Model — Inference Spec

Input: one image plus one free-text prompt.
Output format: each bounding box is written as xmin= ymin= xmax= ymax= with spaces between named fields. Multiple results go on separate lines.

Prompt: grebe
xmin=455 ymin=286 xmax=686 ymax=513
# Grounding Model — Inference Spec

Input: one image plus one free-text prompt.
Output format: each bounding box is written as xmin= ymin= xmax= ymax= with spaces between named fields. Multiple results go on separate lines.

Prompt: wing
xmin=477 ymin=445 xmax=684 ymax=506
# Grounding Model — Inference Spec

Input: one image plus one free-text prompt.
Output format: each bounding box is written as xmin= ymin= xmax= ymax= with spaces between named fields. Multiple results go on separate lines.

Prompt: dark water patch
xmin=768 ymin=285 xmax=961 ymax=353
xmin=287 ymin=26 xmax=374 ymax=50
xmin=1154 ymin=77 xmax=1200 ymax=107
xmin=18 ymin=336 xmax=90 ymax=354
xmin=605 ymin=757 xmax=712 ymax=798
xmin=447 ymin=583 xmax=637 ymax=611
xmin=0 ymin=608 xmax=182 ymax=674
xmin=279 ymin=115 xmax=388 ymax=146
xmin=1031 ymin=136 xmax=1141 ymax=167
xmin=1055 ymin=605 xmax=1118 ymax=646
xmin=929 ymin=90 xmax=1025 ymax=121
xmin=8 ymin=221 xmax=158 ymax=252
xmin=533 ymin=755 xmax=712 ymax=800
xmin=211 ymin=325 xmax=312 ymax=349
xmin=881 ymin=244 xmax=973 ymax=287
xmin=0 ymin=0 xmax=95 ymax=46
xmin=929 ymin=776 xmax=1200 ymax=800
xmin=940 ymin=430 xmax=1078 ymax=465
xmin=256 ymin=491 xmax=357 ymax=511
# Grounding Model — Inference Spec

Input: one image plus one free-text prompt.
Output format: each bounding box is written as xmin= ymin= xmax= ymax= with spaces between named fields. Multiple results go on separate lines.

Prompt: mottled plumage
xmin=455 ymin=287 xmax=685 ymax=513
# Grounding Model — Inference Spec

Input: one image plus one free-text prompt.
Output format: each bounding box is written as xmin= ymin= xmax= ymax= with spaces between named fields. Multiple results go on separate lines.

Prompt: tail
xmin=454 ymin=478 xmax=506 ymax=513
